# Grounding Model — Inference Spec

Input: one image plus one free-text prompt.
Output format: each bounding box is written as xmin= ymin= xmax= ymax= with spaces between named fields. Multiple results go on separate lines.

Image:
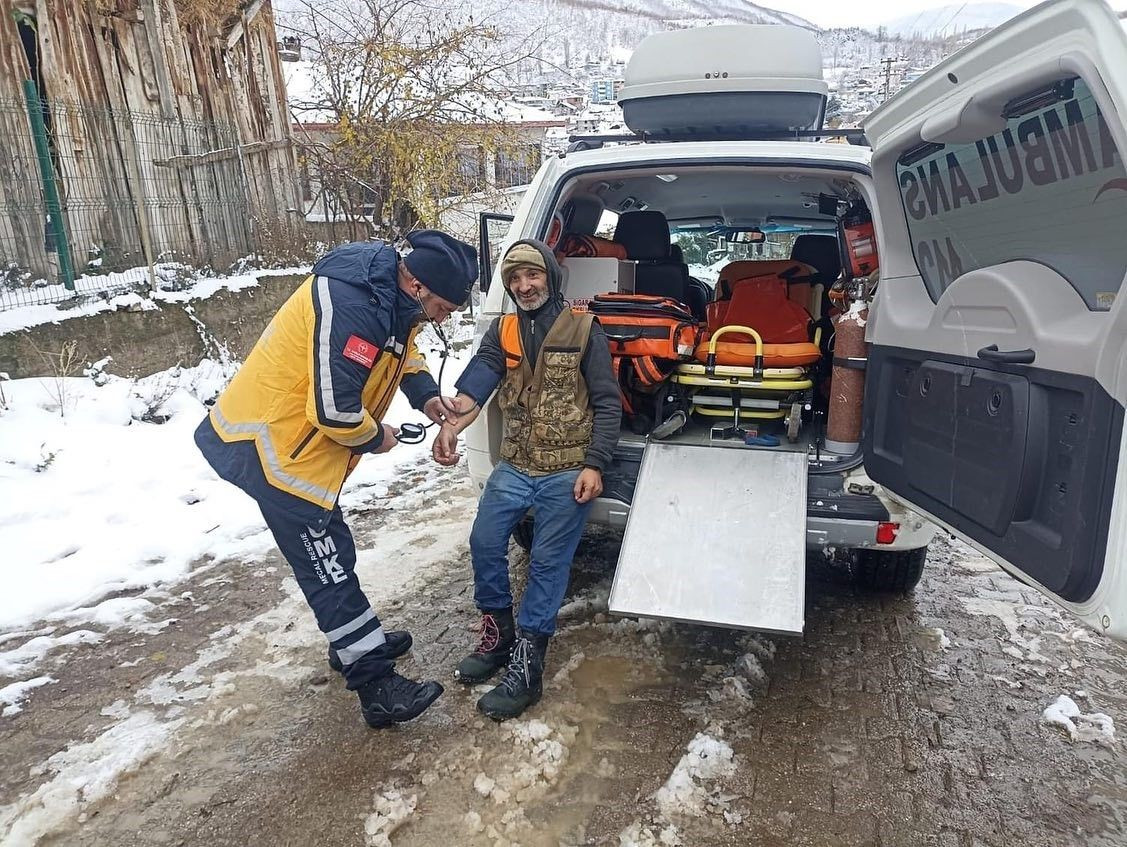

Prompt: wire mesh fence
xmin=0 ymin=90 xmax=318 ymax=312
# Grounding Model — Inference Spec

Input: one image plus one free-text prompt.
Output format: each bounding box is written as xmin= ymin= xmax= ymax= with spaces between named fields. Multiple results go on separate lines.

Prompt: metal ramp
xmin=608 ymin=442 xmax=807 ymax=634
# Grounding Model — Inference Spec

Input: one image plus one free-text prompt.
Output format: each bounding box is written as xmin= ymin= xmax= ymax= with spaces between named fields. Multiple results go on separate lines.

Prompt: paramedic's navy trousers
xmin=469 ymin=461 xmax=594 ymax=636
xmin=258 ymin=499 xmax=395 ymax=689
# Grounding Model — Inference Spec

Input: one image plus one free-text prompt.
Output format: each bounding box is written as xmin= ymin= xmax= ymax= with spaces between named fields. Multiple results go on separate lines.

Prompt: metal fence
xmin=0 ymin=87 xmax=306 ymax=311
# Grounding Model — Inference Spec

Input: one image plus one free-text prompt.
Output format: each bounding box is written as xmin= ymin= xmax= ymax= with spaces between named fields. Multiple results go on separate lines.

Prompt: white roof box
xmin=618 ymin=25 xmax=828 ymax=138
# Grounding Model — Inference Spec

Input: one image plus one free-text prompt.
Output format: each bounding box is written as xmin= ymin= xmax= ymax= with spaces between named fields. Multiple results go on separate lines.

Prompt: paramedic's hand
xmin=432 ymin=424 xmax=461 ymax=466
xmin=423 ymin=396 xmax=460 ymax=426
xmin=373 ymin=424 xmax=399 ymax=455
xmin=574 ymin=468 xmax=603 ymax=504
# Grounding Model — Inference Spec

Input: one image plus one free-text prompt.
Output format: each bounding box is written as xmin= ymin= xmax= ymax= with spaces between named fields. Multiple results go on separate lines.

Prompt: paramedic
xmin=194 ymin=231 xmax=477 ymax=729
xmin=431 ymin=239 xmax=620 ymax=720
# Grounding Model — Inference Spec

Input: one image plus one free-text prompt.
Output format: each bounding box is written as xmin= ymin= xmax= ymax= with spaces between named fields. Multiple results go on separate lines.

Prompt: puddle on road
xmin=387 ymin=628 xmax=676 ymax=847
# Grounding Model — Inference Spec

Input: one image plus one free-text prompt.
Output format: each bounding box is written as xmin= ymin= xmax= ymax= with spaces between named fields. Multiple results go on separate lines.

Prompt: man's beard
xmin=515 ymin=289 xmax=549 ymax=311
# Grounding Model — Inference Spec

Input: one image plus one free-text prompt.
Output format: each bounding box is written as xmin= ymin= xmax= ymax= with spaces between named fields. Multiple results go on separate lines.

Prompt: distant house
xmin=589 ymin=79 xmax=619 ymax=104
xmin=0 ymin=0 xmax=300 ymax=285
xmin=284 ymin=61 xmax=565 ymax=226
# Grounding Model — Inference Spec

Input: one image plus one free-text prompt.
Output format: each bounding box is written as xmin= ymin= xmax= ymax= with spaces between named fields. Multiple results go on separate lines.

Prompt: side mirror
xmin=477 ymin=212 xmax=514 ymax=294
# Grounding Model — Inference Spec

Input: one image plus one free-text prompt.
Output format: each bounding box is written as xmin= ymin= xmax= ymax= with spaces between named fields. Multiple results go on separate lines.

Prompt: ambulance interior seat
xmin=670 ymin=243 xmax=710 ymax=322
xmin=790 ymin=234 xmax=842 ymax=323
xmin=612 ymin=211 xmax=692 ymax=308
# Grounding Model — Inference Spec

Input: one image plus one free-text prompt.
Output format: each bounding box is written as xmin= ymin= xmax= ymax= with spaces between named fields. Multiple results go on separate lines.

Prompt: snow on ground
xmin=0 ymin=265 xmax=310 ymax=333
xmin=653 ymin=732 xmax=736 ymax=818
xmin=363 ymin=788 xmax=418 ymax=847
xmin=619 ymin=731 xmax=738 ymax=846
xmin=1041 ymin=694 xmax=1117 ymax=746
xmin=0 ymin=676 xmax=56 ymax=717
xmin=0 ymin=710 xmax=182 ymax=844
xmin=474 ymin=719 xmax=577 ymax=805
xmin=0 ymin=312 xmax=472 ymax=672
xmin=0 ymin=373 xmax=477 ymax=843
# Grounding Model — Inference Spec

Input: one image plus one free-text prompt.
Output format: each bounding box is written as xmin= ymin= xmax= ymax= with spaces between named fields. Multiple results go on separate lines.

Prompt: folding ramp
xmin=608 ymin=442 xmax=807 ymax=634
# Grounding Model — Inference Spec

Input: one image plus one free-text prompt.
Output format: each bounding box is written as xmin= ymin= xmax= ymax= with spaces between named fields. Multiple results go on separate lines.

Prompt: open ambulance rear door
xmin=862 ymin=0 xmax=1127 ymax=641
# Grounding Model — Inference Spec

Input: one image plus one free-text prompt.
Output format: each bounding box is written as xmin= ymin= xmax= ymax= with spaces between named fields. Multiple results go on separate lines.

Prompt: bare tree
xmin=286 ymin=0 xmax=551 ymax=236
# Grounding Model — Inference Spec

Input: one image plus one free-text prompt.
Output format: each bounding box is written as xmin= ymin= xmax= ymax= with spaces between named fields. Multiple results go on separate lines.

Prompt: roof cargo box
xmin=618 ymin=25 xmax=828 ymax=139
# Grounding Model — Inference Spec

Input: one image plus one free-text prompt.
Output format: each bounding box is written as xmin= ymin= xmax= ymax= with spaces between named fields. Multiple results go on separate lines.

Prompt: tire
xmin=851 ymin=546 xmax=927 ymax=593
xmin=512 ymin=518 xmax=534 ymax=552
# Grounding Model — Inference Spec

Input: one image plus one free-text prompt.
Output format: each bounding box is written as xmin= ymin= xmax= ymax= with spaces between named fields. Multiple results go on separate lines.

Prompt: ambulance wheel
xmin=512 ymin=518 xmax=534 ymax=552
xmin=851 ymin=546 xmax=927 ymax=593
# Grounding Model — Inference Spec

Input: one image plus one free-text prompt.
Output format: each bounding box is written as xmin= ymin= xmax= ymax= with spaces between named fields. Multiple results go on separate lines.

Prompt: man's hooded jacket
xmin=455 ymin=239 xmax=620 ymax=473
xmin=195 ymin=241 xmax=439 ymax=520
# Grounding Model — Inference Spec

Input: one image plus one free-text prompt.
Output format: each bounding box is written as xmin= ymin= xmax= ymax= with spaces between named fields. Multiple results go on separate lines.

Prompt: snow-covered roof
xmin=284 ymin=60 xmax=564 ymax=128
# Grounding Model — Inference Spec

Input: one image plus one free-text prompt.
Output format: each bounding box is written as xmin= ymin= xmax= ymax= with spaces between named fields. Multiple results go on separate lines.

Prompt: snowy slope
xmin=879 ymin=3 xmax=1023 ymax=38
xmin=0 ymin=317 xmax=473 ymax=634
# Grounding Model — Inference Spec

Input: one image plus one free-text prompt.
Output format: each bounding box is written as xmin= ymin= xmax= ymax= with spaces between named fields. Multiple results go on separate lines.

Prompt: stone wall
xmin=0 ymin=274 xmax=306 ymax=380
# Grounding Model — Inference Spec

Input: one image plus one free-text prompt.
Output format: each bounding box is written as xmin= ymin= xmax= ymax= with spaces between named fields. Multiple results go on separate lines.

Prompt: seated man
xmin=432 ymin=240 xmax=620 ymax=720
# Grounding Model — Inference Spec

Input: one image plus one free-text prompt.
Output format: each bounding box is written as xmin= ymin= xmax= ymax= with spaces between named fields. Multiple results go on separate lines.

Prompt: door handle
xmin=977 ymin=344 xmax=1035 ymax=364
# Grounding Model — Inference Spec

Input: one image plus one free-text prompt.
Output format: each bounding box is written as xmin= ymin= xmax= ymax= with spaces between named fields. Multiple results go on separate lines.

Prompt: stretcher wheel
xmin=787 ymin=402 xmax=802 ymax=442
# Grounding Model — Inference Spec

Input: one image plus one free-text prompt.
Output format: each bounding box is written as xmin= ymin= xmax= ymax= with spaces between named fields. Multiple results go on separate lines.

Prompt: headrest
xmin=791 ymin=234 xmax=841 ymax=283
xmin=669 ymin=243 xmax=685 ymax=263
xmin=613 ymin=211 xmax=671 ymax=261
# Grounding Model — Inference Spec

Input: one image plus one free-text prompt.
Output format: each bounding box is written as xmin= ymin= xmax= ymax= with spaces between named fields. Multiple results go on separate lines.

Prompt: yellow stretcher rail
xmin=675 ymin=363 xmax=806 ymax=379
xmin=693 ymin=406 xmax=788 ymax=420
xmin=705 ymin=325 xmax=764 ymax=376
xmin=673 ymin=373 xmax=814 ymax=391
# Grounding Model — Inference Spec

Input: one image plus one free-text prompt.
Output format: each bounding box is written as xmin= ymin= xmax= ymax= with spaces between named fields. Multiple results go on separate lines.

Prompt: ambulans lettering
xmin=899 ymin=98 xmax=1121 ymax=222
xmin=916 ymin=237 xmax=965 ymax=289
xmin=895 ymin=76 xmax=1127 ymax=311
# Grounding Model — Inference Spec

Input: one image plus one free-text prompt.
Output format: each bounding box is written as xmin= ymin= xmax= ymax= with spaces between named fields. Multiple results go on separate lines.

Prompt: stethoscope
xmin=393 ymin=293 xmax=459 ymax=445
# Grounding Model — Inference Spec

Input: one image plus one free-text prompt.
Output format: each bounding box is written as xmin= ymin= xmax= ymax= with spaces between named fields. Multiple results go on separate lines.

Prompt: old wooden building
xmin=0 ymin=0 xmax=301 ymax=296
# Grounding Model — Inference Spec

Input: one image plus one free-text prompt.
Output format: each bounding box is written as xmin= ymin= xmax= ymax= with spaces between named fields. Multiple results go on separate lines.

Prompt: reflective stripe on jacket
xmin=201 ymin=241 xmax=433 ymax=510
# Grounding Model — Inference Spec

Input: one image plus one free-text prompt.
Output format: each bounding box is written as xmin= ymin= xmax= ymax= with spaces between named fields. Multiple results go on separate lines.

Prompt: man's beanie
xmin=500 ymin=242 xmax=547 ymax=285
xmin=403 ymin=230 xmax=478 ymax=307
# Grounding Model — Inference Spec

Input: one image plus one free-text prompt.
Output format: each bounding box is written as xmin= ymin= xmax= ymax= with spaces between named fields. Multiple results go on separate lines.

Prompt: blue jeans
xmin=469 ymin=462 xmax=594 ymax=636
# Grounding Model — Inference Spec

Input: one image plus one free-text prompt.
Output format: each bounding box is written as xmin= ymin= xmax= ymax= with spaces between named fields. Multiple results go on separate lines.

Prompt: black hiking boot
xmin=477 ymin=631 xmax=549 ymax=722
xmin=454 ymin=608 xmax=516 ymax=684
xmin=357 ymin=672 xmax=444 ymax=728
xmin=328 ymin=630 xmax=412 ymax=674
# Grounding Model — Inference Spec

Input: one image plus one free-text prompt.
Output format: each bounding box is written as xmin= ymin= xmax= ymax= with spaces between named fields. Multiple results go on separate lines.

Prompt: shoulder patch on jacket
xmin=343 ymin=335 xmax=378 ymax=368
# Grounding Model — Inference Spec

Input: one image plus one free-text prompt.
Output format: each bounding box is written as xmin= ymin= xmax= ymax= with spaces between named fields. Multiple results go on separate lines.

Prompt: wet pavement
xmin=1 ymin=463 xmax=1125 ymax=847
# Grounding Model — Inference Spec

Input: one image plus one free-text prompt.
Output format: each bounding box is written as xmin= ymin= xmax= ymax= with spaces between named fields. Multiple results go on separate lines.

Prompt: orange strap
xmin=611 ymin=356 xmax=634 ymax=414
xmin=499 ymin=314 xmax=522 ymax=369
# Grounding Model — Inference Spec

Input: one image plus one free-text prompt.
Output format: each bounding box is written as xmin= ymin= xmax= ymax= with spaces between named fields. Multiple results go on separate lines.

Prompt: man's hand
xmin=423 ymin=395 xmax=461 ymax=426
xmin=432 ymin=424 xmax=461 ymax=466
xmin=574 ymin=467 xmax=603 ymax=503
xmin=373 ymin=423 xmax=399 ymax=454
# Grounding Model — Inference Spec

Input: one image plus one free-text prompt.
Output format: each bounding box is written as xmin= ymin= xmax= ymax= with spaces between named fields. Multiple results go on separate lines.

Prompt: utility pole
xmin=879 ymin=56 xmax=908 ymax=101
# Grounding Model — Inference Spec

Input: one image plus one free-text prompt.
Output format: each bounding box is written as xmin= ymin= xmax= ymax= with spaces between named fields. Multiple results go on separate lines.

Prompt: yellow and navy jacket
xmin=195 ymin=241 xmax=438 ymax=521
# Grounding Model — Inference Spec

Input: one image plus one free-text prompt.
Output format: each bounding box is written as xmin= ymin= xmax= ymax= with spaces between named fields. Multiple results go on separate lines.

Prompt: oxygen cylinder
xmin=825 ymin=303 xmax=868 ymax=455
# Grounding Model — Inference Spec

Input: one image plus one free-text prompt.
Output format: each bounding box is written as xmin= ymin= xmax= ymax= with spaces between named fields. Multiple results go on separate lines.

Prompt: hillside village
xmin=273 ymin=0 xmax=1019 ymax=234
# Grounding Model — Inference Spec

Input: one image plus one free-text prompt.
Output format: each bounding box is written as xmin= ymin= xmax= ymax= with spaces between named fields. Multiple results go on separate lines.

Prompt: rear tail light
xmin=876 ymin=522 xmax=900 ymax=545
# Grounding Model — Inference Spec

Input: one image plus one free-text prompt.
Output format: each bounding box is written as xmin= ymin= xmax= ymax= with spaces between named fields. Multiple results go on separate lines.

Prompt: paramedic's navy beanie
xmin=403 ymin=230 xmax=478 ymax=307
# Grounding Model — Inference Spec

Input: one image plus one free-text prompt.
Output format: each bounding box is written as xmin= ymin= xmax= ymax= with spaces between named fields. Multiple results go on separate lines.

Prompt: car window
xmin=895 ymin=76 xmax=1127 ymax=311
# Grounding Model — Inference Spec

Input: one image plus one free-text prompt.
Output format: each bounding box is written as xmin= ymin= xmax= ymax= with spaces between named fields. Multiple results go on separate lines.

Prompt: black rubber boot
xmin=477 ymin=631 xmax=549 ymax=722
xmin=357 ymin=672 xmax=444 ymax=728
xmin=454 ymin=608 xmax=516 ymax=684
xmin=328 ymin=630 xmax=412 ymax=674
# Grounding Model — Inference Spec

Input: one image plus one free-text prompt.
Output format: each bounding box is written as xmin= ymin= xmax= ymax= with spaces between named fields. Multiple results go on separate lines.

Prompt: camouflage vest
xmin=497 ymin=309 xmax=596 ymax=476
